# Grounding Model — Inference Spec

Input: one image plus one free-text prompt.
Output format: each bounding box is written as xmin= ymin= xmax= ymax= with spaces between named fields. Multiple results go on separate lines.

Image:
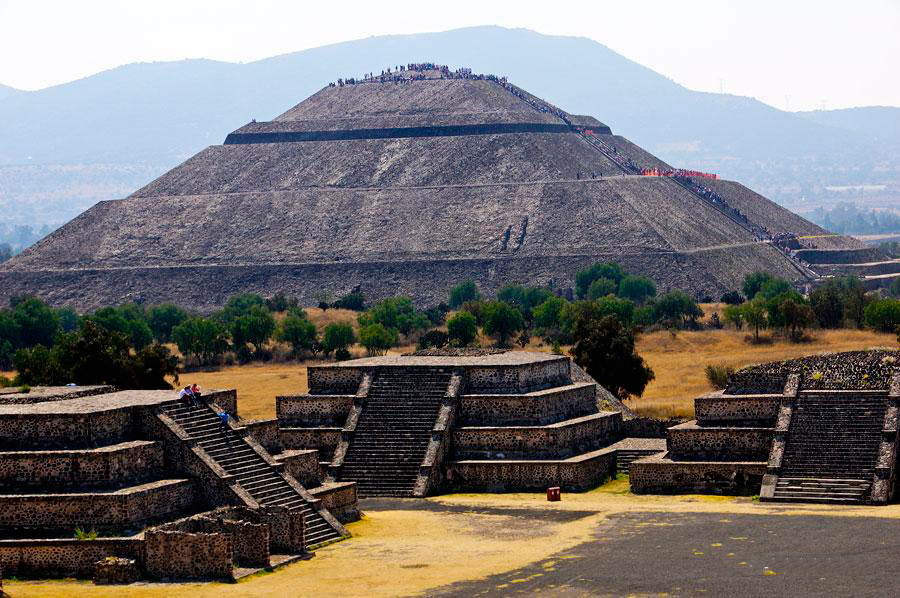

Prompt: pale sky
xmin=1 ymin=0 xmax=898 ymax=111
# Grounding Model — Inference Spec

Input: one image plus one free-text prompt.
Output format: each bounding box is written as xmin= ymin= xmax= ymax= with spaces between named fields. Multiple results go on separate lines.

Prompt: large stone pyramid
xmin=0 ymin=65 xmax=859 ymax=311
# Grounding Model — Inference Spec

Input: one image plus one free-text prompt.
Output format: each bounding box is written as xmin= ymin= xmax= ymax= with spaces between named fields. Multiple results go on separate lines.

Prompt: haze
xmin=2 ymin=0 xmax=898 ymax=111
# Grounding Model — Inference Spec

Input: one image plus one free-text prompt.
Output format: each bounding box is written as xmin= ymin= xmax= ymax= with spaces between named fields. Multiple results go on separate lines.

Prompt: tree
xmin=757 ymin=278 xmax=793 ymax=301
xmin=652 ymin=291 xmax=703 ymax=329
xmin=482 ymin=301 xmax=524 ymax=347
xmin=218 ymin=293 xmax=267 ymax=324
xmin=449 ymin=280 xmax=481 ymax=308
xmin=13 ymin=297 xmax=61 ymax=348
xmin=278 ymin=308 xmax=317 ymax=356
xmin=148 ymin=303 xmax=189 ymax=343
xmin=332 ymin=292 xmax=366 ymax=311
xmin=778 ymin=298 xmax=816 ymax=341
xmin=723 ymin=304 xmax=744 ymax=330
xmin=359 ymin=323 xmax=397 ymax=356
xmin=743 ymin=271 xmax=774 ymax=300
xmin=57 ymin=308 xmax=78 ymax=333
xmin=891 ymin=277 xmax=900 ymax=299
xmin=533 ymin=296 xmax=567 ymax=333
xmin=569 ymin=314 xmax=654 ymax=400
xmin=618 ymin=276 xmax=657 ymax=304
xmin=561 ymin=298 xmax=636 ymax=339
xmin=720 ymin=291 xmax=744 ymax=305
xmin=230 ymin=305 xmax=276 ymax=353
xmin=586 ymin=277 xmax=617 ymax=300
xmin=447 ymin=311 xmax=477 ymax=346
xmin=323 ymin=323 xmax=355 ymax=356
xmin=173 ymin=317 xmax=229 ymax=366
xmin=265 ymin=292 xmax=298 ymax=312
xmin=88 ymin=306 xmax=153 ymax=350
xmin=809 ymin=280 xmax=845 ymax=328
xmin=14 ymin=321 xmax=177 ymax=389
xmin=359 ymin=297 xmax=430 ymax=336
xmin=741 ymin=297 xmax=768 ymax=342
xmin=576 ymin=262 xmax=624 ymax=299
xmin=864 ymin=299 xmax=900 ymax=333
xmin=497 ymin=285 xmax=553 ymax=321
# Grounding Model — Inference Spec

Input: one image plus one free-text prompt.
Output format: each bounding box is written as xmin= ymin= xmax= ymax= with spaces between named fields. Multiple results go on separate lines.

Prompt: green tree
xmin=723 ymin=304 xmax=744 ymax=330
xmin=14 ymin=321 xmax=177 ymax=389
xmin=482 ymin=301 xmax=524 ymax=347
xmin=88 ymin=305 xmax=153 ymax=350
xmin=218 ymin=294 xmax=267 ymax=324
xmin=561 ymin=298 xmax=636 ymax=339
xmin=576 ymin=262 xmax=624 ymax=299
xmin=230 ymin=305 xmax=276 ymax=353
xmin=586 ymin=277 xmax=617 ymax=300
xmin=148 ymin=303 xmax=189 ymax=343
xmin=449 ymin=280 xmax=481 ymax=308
xmin=891 ymin=277 xmax=900 ymax=299
xmin=864 ymin=299 xmax=900 ymax=333
xmin=277 ymin=308 xmax=318 ymax=356
xmin=652 ymin=291 xmax=703 ymax=328
xmin=533 ymin=296 xmax=567 ymax=332
xmin=359 ymin=323 xmax=397 ymax=356
xmin=569 ymin=314 xmax=654 ymax=400
xmin=497 ymin=285 xmax=553 ymax=321
xmin=618 ymin=276 xmax=657 ymax=304
xmin=417 ymin=330 xmax=450 ymax=350
xmin=332 ymin=292 xmax=366 ymax=311
xmin=720 ymin=291 xmax=744 ymax=305
xmin=741 ymin=297 xmax=768 ymax=342
xmin=778 ymin=298 xmax=816 ymax=341
xmin=809 ymin=280 xmax=845 ymax=328
xmin=447 ymin=311 xmax=477 ymax=346
xmin=757 ymin=278 xmax=793 ymax=301
xmin=743 ymin=271 xmax=774 ymax=300
xmin=323 ymin=323 xmax=355 ymax=356
xmin=13 ymin=297 xmax=61 ymax=348
xmin=173 ymin=317 xmax=229 ymax=366
xmin=359 ymin=297 xmax=429 ymax=336
xmin=57 ymin=308 xmax=78 ymax=332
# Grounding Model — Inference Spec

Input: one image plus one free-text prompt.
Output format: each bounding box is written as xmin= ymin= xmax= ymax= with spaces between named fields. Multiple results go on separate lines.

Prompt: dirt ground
xmin=9 ymin=477 xmax=900 ymax=598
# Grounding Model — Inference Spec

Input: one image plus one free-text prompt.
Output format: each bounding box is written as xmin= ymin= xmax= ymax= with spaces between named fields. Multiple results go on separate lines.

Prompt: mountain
xmin=795 ymin=106 xmax=900 ymax=145
xmin=0 ymin=26 xmax=896 ymax=229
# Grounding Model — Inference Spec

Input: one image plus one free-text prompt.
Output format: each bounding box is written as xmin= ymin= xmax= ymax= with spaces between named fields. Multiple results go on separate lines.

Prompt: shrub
xmin=359 ymin=297 xmax=430 ymax=336
xmin=533 ymin=296 xmax=566 ymax=332
xmin=333 ymin=292 xmax=366 ymax=311
xmin=723 ymin=304 xmax=744 ymax=330
xmin=652 ymin=291 xmax=703 ymax=329
xmin=569 ymin=314 xmax=654 ymax=400
xmin=423 ymin=303 xmax=450 ymax=326
xmin=449 ymin=280 xmax=481 ymax=308
xmin=447 ymin=311 xmax=477 ymax=347
xmin=497 ymin=285 xmax=553 ymax=321
xmin=359 ymin=323 xmax=397 ymax=356
xmin=323 ymin=323 xmax=355 ymax=356
xmin=218 ymin=294 xmax=267 ymax=323
xmin=481 ymin=301 xmax=524 ymax=347
xmin=778 ymin=298 xmax=816 ymax=341
xmin=418 ymin=330 xmax=450 ymax=350
xmin=720 ymin=291 xmax=744 ymax=305
xmin=265 ymin=292 xmax=298 ymax=312
xmin=705 ymin=364 xmax=734 ymax=389
xmin=335 ymin=347 xmax=352 ymax=361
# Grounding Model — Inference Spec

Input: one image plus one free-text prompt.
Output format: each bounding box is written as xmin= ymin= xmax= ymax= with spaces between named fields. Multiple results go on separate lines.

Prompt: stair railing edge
xmin=280 ymin=470 xmax=350 ymax=539
xmin=326 ymin=371 xmax=373 ymax=483
xmin=413 ymin=370 xmax=464 ymax=498
xmin=760 ymin=373 xmax=800 ymax=501
xmin=871 ymin=373 xmax=900 ymax=504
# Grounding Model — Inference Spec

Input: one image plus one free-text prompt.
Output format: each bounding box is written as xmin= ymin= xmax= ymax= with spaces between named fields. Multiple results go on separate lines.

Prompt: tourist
xmin=191 ymin=384 xmax=202 ymax=405
xmin=219 ymin=410 xmax=230 ymax=435
xmin=178 ymin=384 xmax=198 ymax=407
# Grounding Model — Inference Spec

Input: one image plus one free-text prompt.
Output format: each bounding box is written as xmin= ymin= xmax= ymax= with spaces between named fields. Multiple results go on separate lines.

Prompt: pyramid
xmin=0 ymin=65 xmax=859 ymax=311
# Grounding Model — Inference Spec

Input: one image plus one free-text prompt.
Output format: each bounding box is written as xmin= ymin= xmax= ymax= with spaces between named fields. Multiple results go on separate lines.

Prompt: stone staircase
xmin=616 ymin=450 xmax=661 ymax=474
xmin=339 ymin=368 xmax=453 ymax=497
xmin=160 ymin=400 xmax=344 ymax=547
xmin=773 ymin=392 xmax=887 ymax=503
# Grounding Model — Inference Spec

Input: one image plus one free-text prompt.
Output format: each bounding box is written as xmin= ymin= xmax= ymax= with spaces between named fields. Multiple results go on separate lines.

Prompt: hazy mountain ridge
xmin=0 ymin=26 xmax=897 ymax=230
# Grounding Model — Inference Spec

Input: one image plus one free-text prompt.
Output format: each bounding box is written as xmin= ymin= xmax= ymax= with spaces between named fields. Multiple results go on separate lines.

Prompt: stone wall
xmin=242 ymin=419 xmax=282 ymax=453
xmin=445 ymin=448 xmax=616 ymax=492
xmin=0 ymin=386 xmax=115 ymax=406
xmin=452 ymin=412 xmax=622 ymax=459
xmin=276 ymin=395 xmax=354 ymax=425
xmin=466 ymin=359 xmax=569 ymax=393
xmin=667 ymin=423 xmax=773 ymax=461
xmin=0 ymin=479 xmax=194 ymax=529
xmin=308 ymin=482 xmax=359 ymax=523
xmin=157 ymin=511 xmax=270 ymax=568
xmin=0 ymin=440 xmax=164 ymax=490
xmin=274 ymin=450 xmax=320 ymax=487
xmin=278 ymin=427 xmax=341 ymax=458
xmin=0 ymin=409 xmax=132 ymax=450
xmin=457 ymin=383 xmax=597 ymax=426
xmin=204 ymin=390 xmax=238 ymax=418
xmin=694 ymin=395 xmax=781 ymax=425
xmin=144 ymin=529 xmax=232 ymax=580
xmin=307 ymin=368 xmax=364 ymax=394
xmin=0 ymin=538 xmax=143 ymax=578
xmin=629 ymin=455 xmax=766 ymax=494
xmin=622 ymin=417 xmax=685 ymax=438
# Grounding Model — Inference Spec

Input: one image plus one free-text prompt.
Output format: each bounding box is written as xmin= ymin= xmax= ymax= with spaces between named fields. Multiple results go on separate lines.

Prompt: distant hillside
xmin=0 ymin=26 xmax=897 ymax=228
xmin=796 ymin=106 xmax=900 ymax=145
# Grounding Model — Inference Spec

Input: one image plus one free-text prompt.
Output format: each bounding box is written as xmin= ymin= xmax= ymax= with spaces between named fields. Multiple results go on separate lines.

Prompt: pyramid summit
xmin=0 ymin=63 xmax=863 ymax=311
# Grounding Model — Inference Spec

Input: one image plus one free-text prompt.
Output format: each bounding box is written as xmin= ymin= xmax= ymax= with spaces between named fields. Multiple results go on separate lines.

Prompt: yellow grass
xmin=627 ymin=327 xmax=897 ymax=418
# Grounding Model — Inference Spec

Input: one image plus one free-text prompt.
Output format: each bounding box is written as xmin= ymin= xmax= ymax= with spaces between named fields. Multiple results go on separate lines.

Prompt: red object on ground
xmin=547 ymin=487 xmax=561 ymax=501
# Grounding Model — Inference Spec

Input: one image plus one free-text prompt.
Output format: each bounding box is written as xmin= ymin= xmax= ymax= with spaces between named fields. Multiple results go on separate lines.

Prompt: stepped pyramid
xmin=0 ymin=65 xmax=862 ymax=311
